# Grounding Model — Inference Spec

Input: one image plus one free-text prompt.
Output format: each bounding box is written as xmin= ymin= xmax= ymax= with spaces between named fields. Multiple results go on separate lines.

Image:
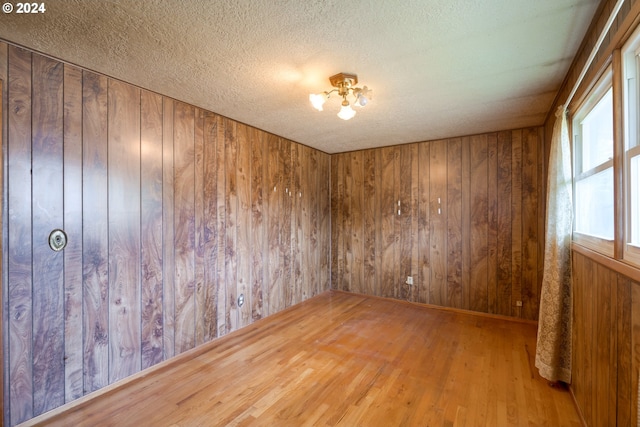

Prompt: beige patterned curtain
xmin=535 ymin=106 xmax=573 ymax=383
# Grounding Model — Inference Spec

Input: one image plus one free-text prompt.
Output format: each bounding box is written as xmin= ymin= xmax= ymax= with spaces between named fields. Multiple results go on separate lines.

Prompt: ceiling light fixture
xmin=309 ymin=73 xmax=372 ymax=121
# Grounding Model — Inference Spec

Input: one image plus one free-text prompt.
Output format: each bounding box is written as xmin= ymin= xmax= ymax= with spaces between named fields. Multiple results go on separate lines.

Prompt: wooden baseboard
xmin=331 ymin=289 xmax=539 ymax=325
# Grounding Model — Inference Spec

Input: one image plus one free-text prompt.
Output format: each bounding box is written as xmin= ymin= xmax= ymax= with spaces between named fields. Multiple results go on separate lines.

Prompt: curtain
xmin=535 ymin=106 xmax=573 ymax=383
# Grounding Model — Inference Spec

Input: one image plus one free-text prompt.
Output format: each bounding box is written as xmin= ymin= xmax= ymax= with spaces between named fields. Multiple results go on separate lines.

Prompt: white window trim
xmin=622 ymin=27 xmax=640 ymax=267
xmin=572 ymin=67 xmax=615 ymax=257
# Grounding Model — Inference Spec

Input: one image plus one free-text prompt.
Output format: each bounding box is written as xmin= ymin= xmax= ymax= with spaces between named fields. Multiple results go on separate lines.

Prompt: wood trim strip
xmin=572 ymin=242 xmax=640 ymax=282
xmin=0 ymin=41 xmax=7 ymax=427
xmin=570 ymin=0 xmax=640 ymax=113
xmin=613 ymin=48 xmax=625 ymax=259
xmin=565 ymin=0 xmax=625 ymax=107
xmin=0 ymin=74 xmax=4 ymax=427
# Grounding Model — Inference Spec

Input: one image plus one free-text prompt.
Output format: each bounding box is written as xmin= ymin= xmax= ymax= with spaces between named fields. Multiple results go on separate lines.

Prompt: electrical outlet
xmin=516 ymin=300 xmax=522 ymax=307
xmin=406 ymin=276 xmax=414 ymax=285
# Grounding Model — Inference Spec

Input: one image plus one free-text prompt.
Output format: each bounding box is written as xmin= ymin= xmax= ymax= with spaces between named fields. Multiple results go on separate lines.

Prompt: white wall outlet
xmin=406 ymin=276 xmax=414 ymax=285
xmin=516 ymin=300 xmax=522 ymax=307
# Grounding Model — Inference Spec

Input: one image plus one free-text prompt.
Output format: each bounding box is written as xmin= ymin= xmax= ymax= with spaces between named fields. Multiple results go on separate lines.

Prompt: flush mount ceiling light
xmin=309 ymin=73 xmax=372 ymax=120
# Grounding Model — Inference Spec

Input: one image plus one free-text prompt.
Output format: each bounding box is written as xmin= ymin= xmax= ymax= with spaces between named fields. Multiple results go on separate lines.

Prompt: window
xmin=569 ymin=23 xmax=640 ymax=268
xmin=623 ymin=30 xmax=640 ymax=265
xmin=572 ymin=70 xmax=614 ymax=255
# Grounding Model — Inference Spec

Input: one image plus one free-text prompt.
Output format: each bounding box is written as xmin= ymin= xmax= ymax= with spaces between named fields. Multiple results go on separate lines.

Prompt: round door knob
xmin=49 ymin=229 xmax=67 ymax=252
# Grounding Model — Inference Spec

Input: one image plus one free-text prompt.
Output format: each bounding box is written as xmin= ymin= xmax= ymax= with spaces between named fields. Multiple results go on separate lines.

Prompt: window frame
xmin=623 ymin=32 xmax=640 ymax=267
xmin=624 ymin=144 xmax=640 ymax=265
xmin=571 ymin=67 xmax=615 ymax=257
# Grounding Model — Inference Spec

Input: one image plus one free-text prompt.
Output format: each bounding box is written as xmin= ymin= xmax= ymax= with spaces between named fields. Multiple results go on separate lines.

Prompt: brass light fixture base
xmin=329 ymin=73 xmax=358 ymax=88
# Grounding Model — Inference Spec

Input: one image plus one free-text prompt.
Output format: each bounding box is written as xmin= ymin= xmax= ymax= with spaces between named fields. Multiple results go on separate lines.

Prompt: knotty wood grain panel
xmin=236 ymin=123 xmax=252 ymax=328
xmin=470 ymin=135 xmax=489 ymax=313
xmin=379 ymin=147 xmax=396 ymax=299
xmin=511 ymin=130 xmax=523 ymax=317
xmin=409 ymin=143 xmax=419 ymax=303
xmin=374 ymin=149 xmax=384 ymax=298
xmin=306 ymin=146 xmax=318 ymax=298
xmin=632 ymin=275 xmax=640 ymax=427
xmin=571 ymin=251 xmax=588 ymax=421
xmin=318 ymin=152 xmax=331 ymax=294
xmin=392 ymin=147 xmax=401 ymax=299
xmin=202 ymin=111 xmax=218 ymax=339
xmin=224 ymin=118 xmax=238 ymax=332
xmin=331 ymin=154 xmax=344 ymax=291
xmin=399 ymin=145 xmax=413 ymax=300
xmin=31 ymin=54 xmax=65 ymax=416
xmin=330 ymin=155 xmax=339 ymax=291
xmin=460 ymin=137 xmax=471 ymax=311
xmin=487 ymin=133 xmax=498 ymax=314
xmin=633 ymin=268 xmax=640 ymax=427
xmin=62 ymin=64 xmax=83 ymax=402
xmin=302 ymin=145 xmax=311 ymax=300
xmin=215 ymin=115 xmax=227 ymax=335
xmin=250 ymin=126 xmax=265 ymax=320
xmin=81 ymin=70 xmax=109 ymax=394
xmin=343 ymin=152 xmax=353 ymax=294
xmin=266 ymin=134 xmax=281 ymax=316
xmin=162 ymin=97 xmax=176 ymax=358
xmin=140 ymin=90 xmax=164 ymax=369
xmin=571 ymin=249 xmax=640 ymax=427
xmin=584 ymin=252 xmax=596 ymax=425
xmin=7 ymin=45 xmax=34 ymax=426
xmin=173 ymin=101 xmax=196 ymax=353
xmin=521 ymin=128 xmax=539 ymax=320
xmin=194 ymin=108 xmax=205 ymax=346
xmin=496 ymin=131 xmax=512 ymax=316
xmin=363 ymin=150 xmax=377 ymax=296
xmin=291 ymin=143 xmax=302 ymax=304
xmin=417 ymin=143 xmax=430 ymax=304
xmin=351 ymin=150 xmax=365 ymax=295
xmin=616 ymin=273 xmax=632 ymax=427
xmin=429 ymin=140 xmax=447 ymax=306
xmin=446 ymin=138 xmax=463 ymax=308
xmin=595 ymin=262 xmax=615 ymax=426
xmin=107 ymin=79 xmax=141 ymax=383
xmin=280 ymin=139 xmax=292 ymax=307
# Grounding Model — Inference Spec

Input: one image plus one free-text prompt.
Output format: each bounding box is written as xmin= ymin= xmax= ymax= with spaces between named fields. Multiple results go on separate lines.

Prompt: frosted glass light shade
xmin=354 ymin=93 xmax=368 ymax=107
xmin=309 ymin=93 xmax=326 ymax=111
xmin=337 ymin=104 xmax=356 ymax=120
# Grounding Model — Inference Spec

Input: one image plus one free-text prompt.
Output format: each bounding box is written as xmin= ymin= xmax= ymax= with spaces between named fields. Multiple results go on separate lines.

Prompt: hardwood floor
xmin=21 ymin=291 xmax=581 ymax=427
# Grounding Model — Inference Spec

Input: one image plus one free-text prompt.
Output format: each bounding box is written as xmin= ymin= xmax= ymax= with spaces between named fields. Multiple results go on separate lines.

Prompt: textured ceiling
xmin=0 ymin=0 xmax=600 ymax=153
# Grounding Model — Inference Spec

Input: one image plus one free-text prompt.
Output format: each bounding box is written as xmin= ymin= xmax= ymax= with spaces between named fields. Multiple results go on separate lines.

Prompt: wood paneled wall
xmin=0 ymin=43 xmax=331 ymax=426
xmin=544 ymin=2 xmax=640 ymax=426
xmin=571 ymin=248 xmax=640 ymax=427
xmin=331 ymin=128 xmax=545 ymax=320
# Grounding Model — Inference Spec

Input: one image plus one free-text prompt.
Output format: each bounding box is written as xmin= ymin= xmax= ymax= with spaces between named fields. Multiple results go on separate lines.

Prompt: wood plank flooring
xmin=21 ymin=291 xmax=581 ymax=427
